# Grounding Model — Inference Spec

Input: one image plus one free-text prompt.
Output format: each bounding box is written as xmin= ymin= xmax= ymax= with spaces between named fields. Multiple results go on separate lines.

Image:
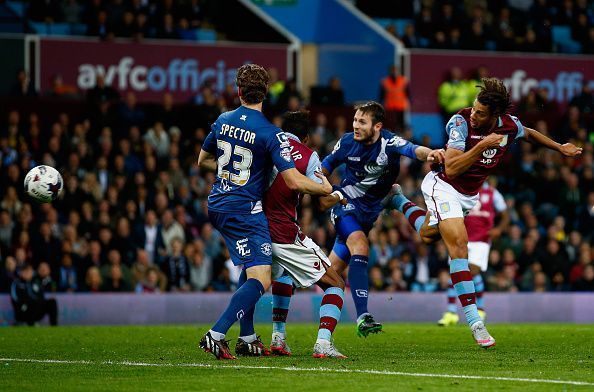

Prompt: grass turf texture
xmin=1 ymin=323 xmax=593 ymax=391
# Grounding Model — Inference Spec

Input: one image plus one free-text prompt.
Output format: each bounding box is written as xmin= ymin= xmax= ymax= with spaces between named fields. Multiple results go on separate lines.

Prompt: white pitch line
xmin=1 ymin=357 xmax=593 ymax=387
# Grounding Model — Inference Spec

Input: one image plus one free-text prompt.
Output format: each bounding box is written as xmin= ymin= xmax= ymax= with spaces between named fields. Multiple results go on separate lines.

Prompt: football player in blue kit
xmin=320 ymin=101 xmax=445 ymax=337
xmin=197 ymin=64 xmax=332 ymax=360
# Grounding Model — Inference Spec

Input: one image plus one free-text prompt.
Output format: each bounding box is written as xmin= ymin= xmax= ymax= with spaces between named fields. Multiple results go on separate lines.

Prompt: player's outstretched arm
xmin=523 ymin=127 xmax=583 ymax=157
xmin=281 ymin=168 xmax=332 ymax=195
xmin=444 ymin=133 xmax=504 ymax=178
xmin=414 ymin=146 xmax=446 ymax=162
xmin=198 ymin=149 xmax=218 ymax=172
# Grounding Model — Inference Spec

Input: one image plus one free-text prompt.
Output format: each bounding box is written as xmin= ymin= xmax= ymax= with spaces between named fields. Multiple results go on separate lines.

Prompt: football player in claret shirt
xmin=197 ymin=64 xmax=332 ymax=360
xmin=438 ymin=179 xmax=509 ymax=327
xmin=318 ymin=101 xmax=445 ymax=337
xmin=385 ymin=78 xmax=582 ymax=348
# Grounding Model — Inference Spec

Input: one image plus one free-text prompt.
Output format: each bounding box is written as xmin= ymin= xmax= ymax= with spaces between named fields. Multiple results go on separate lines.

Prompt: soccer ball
xmin=24 ymin=165 xmax=63 ymax=203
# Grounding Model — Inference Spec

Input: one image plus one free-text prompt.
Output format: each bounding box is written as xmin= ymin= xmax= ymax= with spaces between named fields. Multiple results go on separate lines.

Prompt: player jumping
xmin=384 ymin=78 xmax=582 ymax=348
xmin=437 ymin=179 xmax=509 ymax=326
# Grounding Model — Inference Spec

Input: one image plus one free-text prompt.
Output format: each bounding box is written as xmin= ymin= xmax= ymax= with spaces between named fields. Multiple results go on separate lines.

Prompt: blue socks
xmin=212 ymin=276 xmax=264 ymax=336
xmin=348 ymin=255 xmax=369 ymax=318
xmin=237 ymin=269 xmax=256 ymax=339
xmin=392 ymin=194 xmax=426 ymax=234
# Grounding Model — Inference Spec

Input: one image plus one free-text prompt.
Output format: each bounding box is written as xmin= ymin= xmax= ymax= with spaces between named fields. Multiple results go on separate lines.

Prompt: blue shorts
xmin=208 ymin=210 xmax=273 ymax=268
xmin=330 ymin=204 xmax=377 ymax=262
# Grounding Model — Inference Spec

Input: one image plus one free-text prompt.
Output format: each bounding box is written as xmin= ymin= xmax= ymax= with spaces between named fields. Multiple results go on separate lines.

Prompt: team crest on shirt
xmin=280 ymin=147 xmax=292 ymax=162
xmin=499 ymin=135 xmax=509 ymax=147
xmin=440 ymin=202 xmax=450 ymax=213
xmin=377 ymin=152 xmax=388 ymax=165
xmin=260 ymin=242 xmax=272 ymax=256
xmin=450 ymin=129 xmax=462 ymax=141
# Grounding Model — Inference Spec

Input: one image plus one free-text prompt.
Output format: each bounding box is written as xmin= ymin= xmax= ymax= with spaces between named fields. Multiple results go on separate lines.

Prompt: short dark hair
xmin=476 ymin=77 xmax=512 ymax=116
xmin=282 ymin=110 xmax=310 ymax=141
xmin=236 ymin=64 xmax=269 ymax=104
xmin=355 ymin=101 xmax=385 ymax=125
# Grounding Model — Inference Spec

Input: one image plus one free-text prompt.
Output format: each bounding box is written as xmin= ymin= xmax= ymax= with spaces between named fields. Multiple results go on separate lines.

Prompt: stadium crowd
xmin=19 ymin=0 xmax=594 ymax=54
xmin=1 ymin=61 xmax=592 ymax=295
xmin=359 ymin=0 xmax=594 ymax=55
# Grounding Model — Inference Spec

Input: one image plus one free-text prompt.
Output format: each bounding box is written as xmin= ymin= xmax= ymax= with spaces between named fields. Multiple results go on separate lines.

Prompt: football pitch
xmin=1 ymin=323 xmax=593 ymax=391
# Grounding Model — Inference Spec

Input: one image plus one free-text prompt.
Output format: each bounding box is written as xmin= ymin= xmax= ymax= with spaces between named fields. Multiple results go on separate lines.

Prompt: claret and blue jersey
xmin=322 ymin=129 xmax=419 ymax=219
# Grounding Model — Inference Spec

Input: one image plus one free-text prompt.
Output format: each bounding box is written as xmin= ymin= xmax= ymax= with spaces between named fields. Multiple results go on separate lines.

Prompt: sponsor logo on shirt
xmin=236 ymin=238 xmax=251 ymax=257
xmin=483 ymin=149 xmax=497 ymax=159
xmin=348 ymin=156 xmax=361 ymax=161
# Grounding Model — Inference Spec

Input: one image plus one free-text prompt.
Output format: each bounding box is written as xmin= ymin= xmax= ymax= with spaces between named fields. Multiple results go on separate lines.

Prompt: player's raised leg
xmin=270 ymin=274 xmax=293 ymax=356
xmin=383 ymin=184 xmax=441 ymax=244
xmin=439 ymin=218 xmax=495 ymax=348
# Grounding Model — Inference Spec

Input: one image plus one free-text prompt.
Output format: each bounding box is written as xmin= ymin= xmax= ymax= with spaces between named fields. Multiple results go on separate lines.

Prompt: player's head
xmin=353 ymin=101 xmax=384 ymax=144
xmin=282 ymin=110 xmax=310 ymax=142
xmin=471 ymin=77 xmax=511 ymax=130
xmin=235 ymin=63 xmax=269 ymax=105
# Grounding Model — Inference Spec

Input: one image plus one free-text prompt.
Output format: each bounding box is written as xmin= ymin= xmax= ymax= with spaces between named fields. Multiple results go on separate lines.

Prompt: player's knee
xmin=450 ymin=240 xmax=468 ymax=259
xmin=349 ymin=235 xmax=369 ymax=255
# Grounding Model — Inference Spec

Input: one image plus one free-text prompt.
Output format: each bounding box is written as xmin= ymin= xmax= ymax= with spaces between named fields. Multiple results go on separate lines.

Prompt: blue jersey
xmin=322 ymin=129 xmax=419 ymax=217
xmin=203 ymin=106 xmax=295 ymax=214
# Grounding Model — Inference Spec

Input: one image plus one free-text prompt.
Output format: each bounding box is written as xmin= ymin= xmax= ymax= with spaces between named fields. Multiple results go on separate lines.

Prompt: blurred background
xmin=0 ymin=0 xmax=592 ymax=324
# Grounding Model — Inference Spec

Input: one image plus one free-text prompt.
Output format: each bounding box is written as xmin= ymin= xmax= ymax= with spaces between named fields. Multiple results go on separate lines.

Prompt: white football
xmin=24 ymin=165 xmax=64 ymax=203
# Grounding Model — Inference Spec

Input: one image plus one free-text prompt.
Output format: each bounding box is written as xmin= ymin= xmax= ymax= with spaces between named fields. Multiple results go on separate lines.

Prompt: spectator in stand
xmin=379 ymin=64 xmax=409 ymax=130
xmin=162 ymin=237 xmax=190 ymax=292
xmin=11 ymin=263 xmax=58 ymax=325
xmin=401 ymin=23 xmax=419 ymax=48
xmin=437 ymin=66 xmax=471 ymax=119
xmin=135 ymin=266 xmax=164 ymax=293
xmin=9 ymin=70 xmax=38 ymax=98
xmin=101 ymin=263 xmax=132 ymax=292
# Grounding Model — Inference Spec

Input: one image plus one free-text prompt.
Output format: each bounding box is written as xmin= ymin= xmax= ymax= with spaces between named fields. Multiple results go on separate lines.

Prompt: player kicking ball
xmin=437 ymin=179 xmax=509 ymax=326
xmin=198 ymin=64 xmax=332 ymax=360
xmin=319 ymin=101 xmax=445 ymax=337
xmin=235 ymin=111 xmax=347 ymax=358
xmin=384 ymin=78 xmax=582 ymax=348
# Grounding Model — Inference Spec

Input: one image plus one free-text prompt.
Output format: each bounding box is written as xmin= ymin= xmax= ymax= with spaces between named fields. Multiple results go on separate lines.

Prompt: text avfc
xmin=77 ymin=57 xmax=237 ymax=92
xmin=220 ymin=124 xmax=256 ymax=144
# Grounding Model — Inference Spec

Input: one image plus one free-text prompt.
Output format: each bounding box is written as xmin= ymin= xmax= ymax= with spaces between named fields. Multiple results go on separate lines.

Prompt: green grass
xmin=0 ymin=323 xmax=593 ymax=391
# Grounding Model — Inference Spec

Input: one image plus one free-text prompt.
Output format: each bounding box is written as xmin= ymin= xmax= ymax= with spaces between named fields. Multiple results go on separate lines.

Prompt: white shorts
xmin=421 ymin=171 xmax=479 ymax=226
xmin=468 ymin=241 xmax=490 ymax=272
xmin=271 ymin=236 xmax=330 ymax=288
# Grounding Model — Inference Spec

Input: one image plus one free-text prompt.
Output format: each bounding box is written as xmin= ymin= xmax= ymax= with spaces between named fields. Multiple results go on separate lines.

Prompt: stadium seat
xmin=551 ymin=25 xmax=582 ymax=54
xmin=30 ymin=22 xmax=70 ymax=36
xmin=410 ymin=113 xmax=445 ymax=147
xmin=194 ymin=29 xmax=217 ymax=42
xmin=5 ymin=1 xmax=25 ymax=17
xmin=373 ymin=18 xmax=413 ymax=37
xmin=69 ymin=23 xmax=87 ymax=36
